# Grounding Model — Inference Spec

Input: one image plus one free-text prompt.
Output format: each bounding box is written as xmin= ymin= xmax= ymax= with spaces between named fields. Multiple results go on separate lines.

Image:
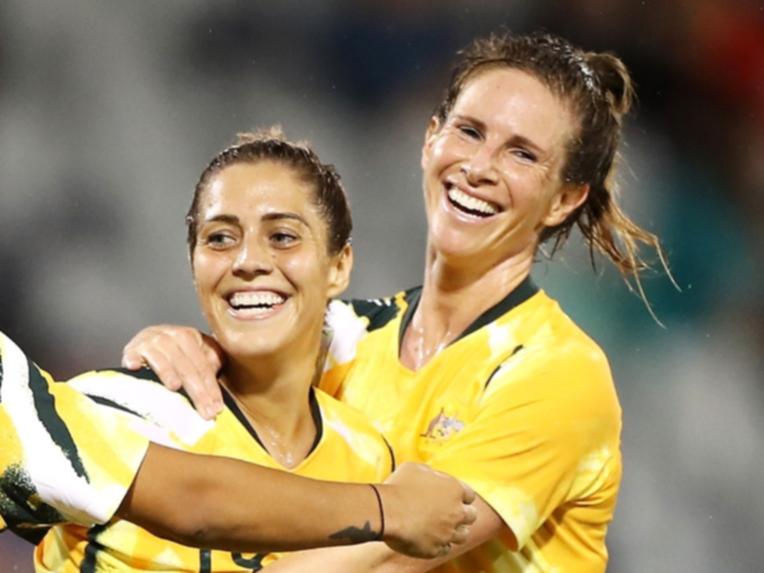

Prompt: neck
xmin=400 ymin=242 xmax=534 ymax=370
xmin=223 ymin=343 xmax=323 ymax=468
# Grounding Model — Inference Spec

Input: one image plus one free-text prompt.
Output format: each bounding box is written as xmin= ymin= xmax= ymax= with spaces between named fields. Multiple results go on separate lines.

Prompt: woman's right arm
xmin=123 ymin=449 xmax=476 ymax=557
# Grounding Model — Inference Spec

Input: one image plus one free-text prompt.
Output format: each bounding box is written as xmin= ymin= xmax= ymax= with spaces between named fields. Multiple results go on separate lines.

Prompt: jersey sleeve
xmin=321 ymin=295 xmax=405 ymax=397
xmin=0 ymin=332 xmax=150 ymax=532
xmin=426 ymin=351 xmax=621 ymax=550
xmin=320 ymin=299 xmax=373 ymax=397
xmin=65 ymin=367 xmax=214 ymax=449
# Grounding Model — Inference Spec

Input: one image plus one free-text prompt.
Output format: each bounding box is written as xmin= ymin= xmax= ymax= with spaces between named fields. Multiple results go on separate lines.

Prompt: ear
xmin=420 ymin=116 xmax=441 ymax=170
xmin=542 ymin=183 xmax=590 ymax=228
xmin=326 ymin=243 xmax=354 ymax=299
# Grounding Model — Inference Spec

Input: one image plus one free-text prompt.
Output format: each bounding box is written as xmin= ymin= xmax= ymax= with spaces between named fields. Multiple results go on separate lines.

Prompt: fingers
xmin=379 ymin=463 xmax=482 ymax=558
xmin=121 ymin=346 xmax=146 ymax=371
xmin=139 ymin=346 xmax=185 ymax=391
xmin=122 ymin=327 xmax=167 ymax=371
xmin=173 ymin=343 xmax=224 ymax=419
xmin=447 ymin=507 xmax=474 ymax=548
xmin=461 ymin=481 xmax=476 ymax=504
xmin=121 ymin=326 xmax=224 ymax=419
xmin=451 ymin=523 xmax=471 ymax=545
xmin=171 ymin=333 xmax=223 ymax=417
xmin=462 ymin=503 xmax=478 ymax=525
xmin=122 ymin=331 xmax=184 ymax=391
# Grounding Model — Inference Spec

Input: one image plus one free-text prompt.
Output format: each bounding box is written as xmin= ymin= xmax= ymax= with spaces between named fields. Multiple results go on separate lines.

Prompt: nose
xmin=232 ymin=238 xmax=273 ymax=277
xmin=460 ymin=144 xmax=498 ymax=186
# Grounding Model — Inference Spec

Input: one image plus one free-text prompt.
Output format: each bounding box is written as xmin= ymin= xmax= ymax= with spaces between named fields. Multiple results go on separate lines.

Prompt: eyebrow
xmin=262 ymin=212 xmax=311 ymax=226
xmin=204 ymin=214 xmax=240 ymax=225
xmin=203 ymin=212 xmax=310 ymax=226
xmin=452 ymin=114 xmax=547 ymax=154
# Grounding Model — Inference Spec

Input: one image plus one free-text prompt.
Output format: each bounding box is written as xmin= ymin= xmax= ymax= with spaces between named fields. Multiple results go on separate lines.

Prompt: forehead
xmin=454 ymin=67 xmax=575 ymax=147
xmin=200 ymin=161 xmax=317 ymax=217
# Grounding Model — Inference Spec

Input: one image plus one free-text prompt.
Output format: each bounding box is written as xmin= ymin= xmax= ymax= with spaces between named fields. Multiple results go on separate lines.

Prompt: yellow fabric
xmin=35 ymin=369 xmax=393 ymax=572
xmin=322 ymin=287 xmax=622 ymax=573
xmin=0 ymin=332 xmax=149 ymax=532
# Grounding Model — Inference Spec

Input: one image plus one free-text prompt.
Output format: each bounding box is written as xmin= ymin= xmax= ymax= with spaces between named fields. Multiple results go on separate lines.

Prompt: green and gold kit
xmin=322 ymin=278 xmax=622 ymax=573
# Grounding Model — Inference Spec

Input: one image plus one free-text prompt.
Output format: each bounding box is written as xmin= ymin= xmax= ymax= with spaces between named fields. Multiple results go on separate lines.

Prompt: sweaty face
xmin=421 ymin=67 xmax=578 ymax=267
xmin=192 ymin=161 xmax=350 ymax=360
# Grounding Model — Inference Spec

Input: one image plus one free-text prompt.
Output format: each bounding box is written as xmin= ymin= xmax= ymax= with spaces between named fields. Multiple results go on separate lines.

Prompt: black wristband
xmin=369 ymin=484 xmax=385 ymax=541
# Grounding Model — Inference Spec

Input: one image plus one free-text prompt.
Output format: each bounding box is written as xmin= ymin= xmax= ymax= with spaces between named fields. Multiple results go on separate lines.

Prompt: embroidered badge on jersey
xmin=420 ymin=407 xmax=465 ymax=441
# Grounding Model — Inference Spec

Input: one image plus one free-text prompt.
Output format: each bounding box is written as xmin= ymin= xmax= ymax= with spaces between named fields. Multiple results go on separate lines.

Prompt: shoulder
xmin=315 ymin=388 xmax=385 ymax=440
xmin=540 ymin=293 xmax=612 ymax=384
xmin=66 ymin=367 xmax=212 ymax=446
xmin=485 ymin=292 xmax=619 ymax=422
xmin=329 ymin=288 xmax=419 ymax=333
xmin=314 ymin=389 xmax=394 ymax=469
xmin=517 ymin=290 xmax=611 ymax=378
xmin=67 ymin=367 xmax=193 ymax=412
xmin=324 ymin=289 xmax=417 ymax=369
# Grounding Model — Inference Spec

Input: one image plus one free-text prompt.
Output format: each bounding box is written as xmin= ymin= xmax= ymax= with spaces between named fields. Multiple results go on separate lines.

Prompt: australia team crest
xmin=420 ymin=408 xmax=465 ymax=440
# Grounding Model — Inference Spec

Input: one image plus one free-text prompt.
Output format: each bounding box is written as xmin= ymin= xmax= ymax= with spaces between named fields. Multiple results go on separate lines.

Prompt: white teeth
xmin=447 ymin=187 xmax=499 ymax=216
xmin=231 ymin=306 xmax=274 ymax=318
xmin=229 ymin=291 xmax=285 ymax=309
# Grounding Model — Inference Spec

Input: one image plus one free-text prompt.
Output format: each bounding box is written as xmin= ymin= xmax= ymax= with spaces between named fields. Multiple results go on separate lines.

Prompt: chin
xmin=429 ymin=230 xmax=482 ymax=262
xmin=218 ymin=333 xmax=286 ymax=360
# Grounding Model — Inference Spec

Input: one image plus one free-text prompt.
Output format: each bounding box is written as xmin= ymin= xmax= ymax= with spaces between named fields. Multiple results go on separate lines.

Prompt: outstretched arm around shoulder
xmin=122 ymin=451 xmax=477 ymax=557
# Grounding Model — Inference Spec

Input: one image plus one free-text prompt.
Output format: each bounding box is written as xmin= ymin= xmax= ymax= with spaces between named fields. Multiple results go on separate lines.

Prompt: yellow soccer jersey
xmin=35 ymin=368 xmax=394 ymax=572
xmin=322 ymin=278 xmax=622 ymax=573
xmin=0 ymin=332 xmax=149 ymax=543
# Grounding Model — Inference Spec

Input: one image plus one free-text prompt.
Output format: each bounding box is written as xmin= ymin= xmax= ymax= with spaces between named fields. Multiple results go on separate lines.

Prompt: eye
xmin=204 ymin=231 xmax=236 ymax=248
xmin=511 ymin=148 xmax=538 ymax=163
xmin=270 ymin=231 xmax=300 ymax=248
xmin=457 ymin=124 xmax=482 ymax=140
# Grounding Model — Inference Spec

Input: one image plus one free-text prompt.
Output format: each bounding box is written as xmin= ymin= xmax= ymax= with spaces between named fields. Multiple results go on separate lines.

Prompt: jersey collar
xmin=398 ymin=275 xmax=539 ymax=350
xmin=222 ymin=386 xmax=324 ymax=458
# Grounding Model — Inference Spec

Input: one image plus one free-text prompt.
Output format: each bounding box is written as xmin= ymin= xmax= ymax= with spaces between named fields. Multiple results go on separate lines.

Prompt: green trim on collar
xmin=398 ymin=276 xmax=539 ymax=351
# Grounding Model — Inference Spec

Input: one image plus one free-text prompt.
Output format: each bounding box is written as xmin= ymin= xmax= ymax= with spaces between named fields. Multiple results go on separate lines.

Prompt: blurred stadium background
xmin=1 ymin=1 xmax=762 ymax=571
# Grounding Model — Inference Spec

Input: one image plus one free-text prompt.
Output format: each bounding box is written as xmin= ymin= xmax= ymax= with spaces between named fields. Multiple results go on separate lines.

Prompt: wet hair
xmin=186 ymin=126 xmax=352 ymax=256
xmin=435 ymin=31 xmax=674 ymax=304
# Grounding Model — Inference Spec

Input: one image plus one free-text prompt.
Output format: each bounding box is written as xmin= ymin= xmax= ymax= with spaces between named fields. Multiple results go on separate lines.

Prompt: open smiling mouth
xmin=227 ymin=291 xmax=287 ymax=318
xmin=446 ymin=185 xmax=501 ymax=218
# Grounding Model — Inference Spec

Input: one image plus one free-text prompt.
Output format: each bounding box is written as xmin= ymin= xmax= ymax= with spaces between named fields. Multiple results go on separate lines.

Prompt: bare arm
xmin=260 ymin=495 xmax=503 ymax=573
xmin=120 ymin=446 xmax=476 ymax=558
